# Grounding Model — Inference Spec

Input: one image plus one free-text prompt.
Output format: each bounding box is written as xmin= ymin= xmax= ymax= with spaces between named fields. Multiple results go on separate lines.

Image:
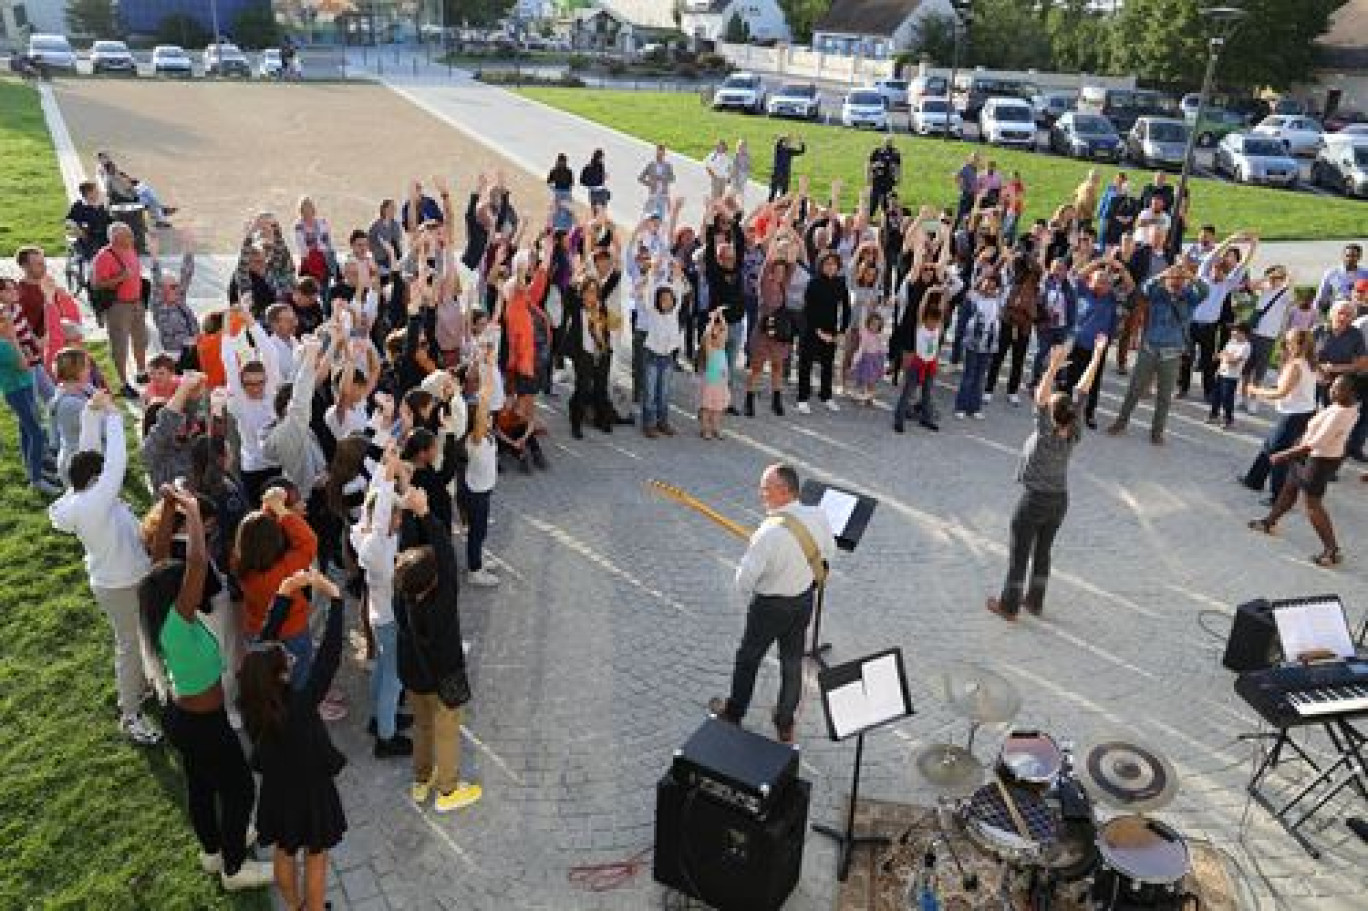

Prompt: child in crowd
xmin=954 ymin=273 xmax=1005 ymax=420
xmin=51 ymin=347 xmax=95 ymax=484
xmin=697 ymin=310 xmax=730 ymax=439
xmin=143 ymin=352 xmax=181 ymax=404
xmin=1209 ymin=323 xmax=1251 ymax=428
xmin=464 ymin=353 xmax=500 ymax=586
xmin=850 ymin=311 xmax=887 ymax=406
xmin=894 ymin=290 xmax=946 ymax=433
xmin=640 ymin=282 xmax=683 ymax=438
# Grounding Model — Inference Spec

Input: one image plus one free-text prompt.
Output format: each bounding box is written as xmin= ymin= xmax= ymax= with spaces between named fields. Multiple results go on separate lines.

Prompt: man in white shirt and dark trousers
xmin=710 ymin=464 xmax=835 ymax=743
xmin=1180 ymin=231 xmax=1256 ymax=402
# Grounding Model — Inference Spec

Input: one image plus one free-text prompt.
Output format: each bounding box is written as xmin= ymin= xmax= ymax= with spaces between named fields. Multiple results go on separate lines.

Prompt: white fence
xmin=716 ymin=42 xmax=1137 ymax=93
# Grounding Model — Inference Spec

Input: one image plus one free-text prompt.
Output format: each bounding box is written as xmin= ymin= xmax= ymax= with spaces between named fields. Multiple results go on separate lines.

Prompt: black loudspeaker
xmin=654 ymin=773 xmax=811 ymax=910
xmin=1222 ymin=598 xmax=1281 ymax=672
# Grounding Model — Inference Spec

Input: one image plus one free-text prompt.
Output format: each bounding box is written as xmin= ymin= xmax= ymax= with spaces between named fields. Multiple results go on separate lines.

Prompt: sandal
xmin=1312 ymin=549 xmax=1343 ymax=568
xmin=1247 ymin=519 xmax=1276 ymax=535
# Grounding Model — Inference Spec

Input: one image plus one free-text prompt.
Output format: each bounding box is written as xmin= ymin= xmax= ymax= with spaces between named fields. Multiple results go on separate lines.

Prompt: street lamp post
xmin=944 ymin=0 xmax=972 ymax=140
xmin=1174 ymin=6 xmax=1246 ymax=244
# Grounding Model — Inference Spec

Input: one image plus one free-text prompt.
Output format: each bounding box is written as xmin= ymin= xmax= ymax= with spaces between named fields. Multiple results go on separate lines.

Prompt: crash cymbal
xmin=942 ymin=664 xmax=1022 ymax=724
xmin=1077 ymin=737 xmax=1180 ymax=812
xmin=915 ymin=743 xmax=986 ymax=793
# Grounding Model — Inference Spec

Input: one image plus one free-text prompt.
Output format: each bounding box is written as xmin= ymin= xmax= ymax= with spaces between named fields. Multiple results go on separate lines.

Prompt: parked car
xmin=910 ymin=97 xmax=962 ymax=137
xmin=978 ymin=98 xmax=1037 ymax=148
xmin=1180 ymin=92 xmax=1201 ymax=121
xmin=27 ymin=34 xmax=77 ymax=72
xmin=954 ymin=74 xmax=1038 ymax=120
xmin=1078 ymin=86 xmax=1178 ymax=134
xmin=1124 ymin=117 xmax=1191 ymax=170
xmin=1049 ymin=112 xmax=1122 ymax=160
xmin=873 ymin=77 xmax=910 ymax=110
xmin=1311 ymin=135 xmax=1368 ymax=197
xmin=841 ymin=89 xmax=889 ymax=130
xmin=1271 ymin=97 xmax=1310 ymax=116
xmin=204 ymin=42 xmax=251 ymax=77
xmin=259 ymin=48 xmax=284 ymax=78
xmin=1324 ymin=110 xmax=1367 ymax=132
xmin=1032 ymin=91 xmax=1076 ymax=127
xmin=1339 ymin=124 xmax=1368 ymax=137
xmin=767 ymin=82 xmax=820 ymax=120
xmin=1213 ymin=133 xmax=1299 ymax=188
xmin=711 ymin=72 xmax=766 ymax=113
xmin=89 ymin=39 xmax=136 ymax=75
xmin=1252 ymin=115 xmax=1324 ymax=156
xmin=152 ymin=45 xmax=193 ymax=77
xmin=1192 ymin=108 xmax=1247 ymax=147
xmin=908 ymin=74 xmax=948 ymax=105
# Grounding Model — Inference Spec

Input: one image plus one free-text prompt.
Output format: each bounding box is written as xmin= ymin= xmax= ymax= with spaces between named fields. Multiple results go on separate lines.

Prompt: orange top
xmin=195 ymin=311 xmax=247 ymax=389
xmin=503 ymin=267 xmax=549 ymax=380
xmin=92 ymin=246 xmax=142 ymax=302
xmin=239 ymin=512 xmax=318 ymax=640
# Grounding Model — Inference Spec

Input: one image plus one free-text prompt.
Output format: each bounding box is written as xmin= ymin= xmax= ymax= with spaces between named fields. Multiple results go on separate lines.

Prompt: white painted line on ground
xmin=522 ymin=514 xmax=694 ymax=614
xmin=38 ymin=84 xmax=86 ymax=199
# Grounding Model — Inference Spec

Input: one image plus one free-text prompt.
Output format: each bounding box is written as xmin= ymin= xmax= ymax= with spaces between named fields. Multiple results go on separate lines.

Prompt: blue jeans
xmin=466 ymin=489 xmax=490 ymax=572
xmin=1245 ymin=411 xmax=1312 ymax=498
xmin=281 ymin=631 xmax=314 ymax=692
xmin=5 ymin=386 xmax=48 ymax=484
xmin=370 ymin=622 xmax=403 ymax=740
xmin=1209 ymin=376 xmax=1238 ymax=422
xmin=642 ymin=351 xmax=673 ymax=428
xmin=955 ymin=350 xmax=992 ymax=415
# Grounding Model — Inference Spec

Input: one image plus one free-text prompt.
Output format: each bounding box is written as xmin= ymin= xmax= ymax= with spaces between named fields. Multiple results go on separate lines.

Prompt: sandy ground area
xmin=52 ymin=80 xmax=559 ymax=253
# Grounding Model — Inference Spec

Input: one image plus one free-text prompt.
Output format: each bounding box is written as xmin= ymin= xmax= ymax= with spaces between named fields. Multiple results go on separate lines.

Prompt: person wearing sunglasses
xmin=139 ymin=485 xmax=274 ymax=890
xmin=238 ymin=567 xmax=347 ymax=911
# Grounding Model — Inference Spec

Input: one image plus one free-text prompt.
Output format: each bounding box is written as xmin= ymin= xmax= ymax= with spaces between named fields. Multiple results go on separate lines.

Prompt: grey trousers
xmin=1114 ymin=347 xmax=1182 ymax=436
xmin=92 ymin=583 xmax=149 ymax=717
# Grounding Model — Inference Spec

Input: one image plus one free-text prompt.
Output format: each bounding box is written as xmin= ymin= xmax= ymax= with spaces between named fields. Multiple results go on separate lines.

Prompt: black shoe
xmin=771 ymin=391 xmax=784 ymax=417
xmin=571 ymin=425 xmax=584 ymax=440
xmin=893 ymin=421 xmax=905 ymax=434
xmin=1085 ymin=417 xmax=1097 ymax=430
xmin=726 ymin=405 xmax=740 ymax=416
xmin=919 ymin=417 xmax=940 ymax=432
xmin=518 ymin=456 xmax=533 ymax=475
xmin=531 ymin=448 xmax=549 ymax=470
xmin=744 ymin=392 xmax=755 ymax=417
xmin=366 ymin=714 xmax=413 ymax=736
xmin=707 ymin=696 xmax=740 ymax=724
xmin=1236 ymin=474 xmax=1261 ymax=492
xmin=373 ymin=734 xmax=414 ymax=758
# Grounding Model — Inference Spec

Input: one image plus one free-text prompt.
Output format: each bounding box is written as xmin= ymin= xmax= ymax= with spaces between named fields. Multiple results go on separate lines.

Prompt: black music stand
xmin=799 ymin=480 xmax=877 ymax=669
xmin=812 ymin=648 xmax=914 ymax=882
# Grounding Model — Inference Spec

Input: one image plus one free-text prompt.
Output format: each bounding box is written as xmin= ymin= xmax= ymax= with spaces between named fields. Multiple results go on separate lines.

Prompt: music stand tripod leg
xmin=812 ymin=731 xmax=890 ymax=882
xmin=804 ymin=582 xmax=832 ymax=669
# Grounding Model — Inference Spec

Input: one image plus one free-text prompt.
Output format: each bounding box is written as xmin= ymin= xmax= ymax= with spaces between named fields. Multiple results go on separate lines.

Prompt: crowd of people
xmin=0 ymin=135 xmax=1365 ymax=906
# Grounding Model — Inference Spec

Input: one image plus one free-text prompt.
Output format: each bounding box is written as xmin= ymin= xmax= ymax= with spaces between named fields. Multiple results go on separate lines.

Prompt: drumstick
xmin=993 ymin=775 xmax=1032 ymax=842
xmin=647 ymin=479 xmax=754 ymax=540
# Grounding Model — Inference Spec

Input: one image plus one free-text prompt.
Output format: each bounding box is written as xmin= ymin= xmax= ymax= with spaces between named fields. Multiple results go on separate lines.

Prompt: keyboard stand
xmin=1245 ymin=718 xmax=1368 ymax=859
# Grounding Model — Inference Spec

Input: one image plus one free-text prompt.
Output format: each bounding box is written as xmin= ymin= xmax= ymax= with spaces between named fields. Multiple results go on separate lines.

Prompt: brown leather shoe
xmin=1150 ymin=431 xmax=1165 ymax=446
xmin=1105 ymin=421 xmax=1126 ymax=436
xmin=774 ymin=722 xmax=795 ymax=744
xmin=657 ymin=423 xmax=676 ymax=437
xmin=643 ymin=426 xmax=660 ymax=439
xmin=708 ymin=696 xmax=739 ymax=723
xmin=985 ymin=597 xmax=1018 ymax=622
xmin=1023 ymin=594 xmax=1043 ymax=617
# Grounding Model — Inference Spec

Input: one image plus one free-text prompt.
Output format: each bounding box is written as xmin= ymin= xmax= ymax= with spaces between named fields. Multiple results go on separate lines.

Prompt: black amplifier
xmin=669 ymin=718 xmax=799 ymax=820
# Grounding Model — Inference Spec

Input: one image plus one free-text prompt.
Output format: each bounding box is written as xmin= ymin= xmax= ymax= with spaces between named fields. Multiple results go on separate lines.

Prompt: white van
xmin=979 ymin=98 xmax=1037 ymax=148
xmin=27 ymin=34 xmax=78 ymax=72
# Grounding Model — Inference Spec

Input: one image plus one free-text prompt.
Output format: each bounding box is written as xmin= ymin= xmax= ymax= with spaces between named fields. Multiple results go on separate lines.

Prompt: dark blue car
xmin=1049 ymin=112 xmax=1122 ymax=160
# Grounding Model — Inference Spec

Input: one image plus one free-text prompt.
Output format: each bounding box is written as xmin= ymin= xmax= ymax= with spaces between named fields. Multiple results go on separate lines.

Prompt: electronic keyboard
xmin=1235 ymin=659 xmax=1368 ymax=728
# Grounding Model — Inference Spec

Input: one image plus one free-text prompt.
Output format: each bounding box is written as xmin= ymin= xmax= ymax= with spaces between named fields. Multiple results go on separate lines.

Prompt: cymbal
xmin=1077 ymin=737 xmax=1180 ymax=812
xmin=915 ymin=743 xmax=986 ymax=792
xmin=942 ymin=664 xmax=1021 ymax=724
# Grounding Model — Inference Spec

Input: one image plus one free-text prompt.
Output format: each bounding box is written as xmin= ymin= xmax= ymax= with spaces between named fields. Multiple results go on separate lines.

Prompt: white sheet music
xmin=1275 ymin=600 xmax=1355 ymax=660
xmin=819 ymin=489 xmax=858 ymax=538
xmin=827 ymin=653 xmax=908 ymax=739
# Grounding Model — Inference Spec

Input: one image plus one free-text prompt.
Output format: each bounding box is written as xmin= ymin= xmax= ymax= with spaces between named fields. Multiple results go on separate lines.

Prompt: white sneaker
xmin=121 ymin=712 xmax=162 ymax=746
xmin=796 ymin=401 xmax=812 ymax=414
xmin=972 ymin=412 xmax=986 ymax=420
xmin=1008 ymin=393 xmax=1021 ymax=406
xmin=221 ymin=859 xmax=275 ymax=891
xmin=983 ymin=392 xmax=993 ymax=403
xmin=469 ymin=568 xmax=500 ymax=587
xmin=824 ymin=399 xmax=840 ymax=412
xmin=954 ymin=412 xmax=966 ymax=420
xmin=199 ymin=851 xmax=222 ymax=874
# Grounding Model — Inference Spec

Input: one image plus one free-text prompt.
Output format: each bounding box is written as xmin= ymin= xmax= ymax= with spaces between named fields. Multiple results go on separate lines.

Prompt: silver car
xmin=1214 ymin=133 xmax=1299 ymax=188
xmin=1125 ymin=117 xmax=1191 ymax=170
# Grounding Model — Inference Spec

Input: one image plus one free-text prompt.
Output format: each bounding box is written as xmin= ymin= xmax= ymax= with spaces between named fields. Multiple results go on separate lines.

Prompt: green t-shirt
xmin=159 ymin=609 xmax=223 ymax=698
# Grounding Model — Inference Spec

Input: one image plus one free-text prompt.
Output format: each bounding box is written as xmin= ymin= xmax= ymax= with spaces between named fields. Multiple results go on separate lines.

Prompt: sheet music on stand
xmin=1275 ymin=600 xmax=1356 ymax=661
xmin=820 ymin=649 xmax=914 ymax=741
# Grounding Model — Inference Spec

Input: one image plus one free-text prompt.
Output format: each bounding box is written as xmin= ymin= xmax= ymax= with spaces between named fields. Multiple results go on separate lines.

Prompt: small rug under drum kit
xmin=833 ymin=664 xmax=1243 ymax=911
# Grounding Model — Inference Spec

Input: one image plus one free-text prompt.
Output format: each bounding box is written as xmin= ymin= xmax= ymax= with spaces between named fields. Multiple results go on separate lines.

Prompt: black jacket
xmin=705 ymin=221 xmax=746 ymax=324
xmin=395 ymin=513 xmax=468 ymax=696
xmin=803 ymin=272 xmax=852 ymax=337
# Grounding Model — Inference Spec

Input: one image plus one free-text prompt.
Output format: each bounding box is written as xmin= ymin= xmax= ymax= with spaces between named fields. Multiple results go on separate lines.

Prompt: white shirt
xmin=735 ymin=502 xmax=835 ymax=602
xmin=1193 ymin=251 xmax=1246 ymax=324
xmin=465 ymin=434 xmax=497 ymax=494
xmin=325 ymin=401 xmax=369 ymax=441
xmin=705 ymin=151 xmax=733 ymax=182
xmin=1250 ymin=285 xmax=1293 ymax=339
xmin=352 ymin=479 xmax=397 ymax=627
xmin=640 ymin=297 xmax=684 ymax=355
xmin=264 ymin=333 xmax=297 ymax=386
xmin=222 ymin=323 xmax=281 ymax=473
xmin=49 ymin=410 xmax=152 ymax=590
xmin=1217 ymin=338 xmax=1250 ymax=378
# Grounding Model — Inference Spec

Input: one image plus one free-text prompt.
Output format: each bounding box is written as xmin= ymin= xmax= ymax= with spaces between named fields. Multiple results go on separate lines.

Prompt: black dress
xmin=251 ymin=595 xmax=348 ymax=854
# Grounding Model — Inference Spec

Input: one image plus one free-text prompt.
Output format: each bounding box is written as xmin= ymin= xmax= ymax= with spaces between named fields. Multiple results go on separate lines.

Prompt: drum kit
xmin=906 ymin=664 xmax=1197 ymax=911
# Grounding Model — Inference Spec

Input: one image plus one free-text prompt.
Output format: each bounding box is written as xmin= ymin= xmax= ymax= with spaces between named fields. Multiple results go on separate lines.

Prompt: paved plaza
xmin=40 ymin=73 xmax=1368 ymax=910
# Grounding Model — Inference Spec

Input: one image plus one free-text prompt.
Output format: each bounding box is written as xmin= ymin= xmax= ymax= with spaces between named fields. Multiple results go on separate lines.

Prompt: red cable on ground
xmin=566 ymin=846 xmax=654 ymax=892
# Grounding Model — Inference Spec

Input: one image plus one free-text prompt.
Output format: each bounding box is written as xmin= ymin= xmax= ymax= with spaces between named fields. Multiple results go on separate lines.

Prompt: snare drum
xmin=998 ymin=731 xmax=1062 ymax=790
xmin=1092 ymin=815 xmax=1191 ymax=909
xmin=963 ymin=782 xmax=1058 ymax=865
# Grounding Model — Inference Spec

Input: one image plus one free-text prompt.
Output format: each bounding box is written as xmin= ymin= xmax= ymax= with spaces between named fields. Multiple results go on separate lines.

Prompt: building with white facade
xmin=811 ymin=0 xmax=953 ymax=60
xmin=679 ymin=0 xmax=790 ymax=43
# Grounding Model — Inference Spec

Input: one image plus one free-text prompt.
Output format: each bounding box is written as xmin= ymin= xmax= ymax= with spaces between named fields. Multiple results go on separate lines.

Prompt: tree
xmin=65 ymin=0 xmax=117 ymax=37
xmin=778 ymin=0 xmax=833 ymax=45
xmin=1045 ymin=0 xmax=1110 ymax=74
xmin=905 ymin=12 xmax=958 ymax=66
xmin=724 ymin=12 xmax=751 ymax=44
xmin=232 ymin=2 xmax=281 ymax=49
xmin=443 ymin=0 xmax=515 ymax=29
xmin=966 ymin=0 xmax=1052 ymax=71
xmin=1108 ymin=0 xmax=1344 ymax=92
xmin=156 ymin=13 xmax=212 ymax=49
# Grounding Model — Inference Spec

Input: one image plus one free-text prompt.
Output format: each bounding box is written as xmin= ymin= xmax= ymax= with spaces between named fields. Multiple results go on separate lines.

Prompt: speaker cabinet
xmin=653 ymin=773 xmax=810 ymax=910
xmin=1222 ymin=598 xmax=1281 ymax=672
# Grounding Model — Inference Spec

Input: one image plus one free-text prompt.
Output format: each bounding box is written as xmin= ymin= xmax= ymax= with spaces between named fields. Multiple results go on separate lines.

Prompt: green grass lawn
xmin=0 ymin=77 xmax=266 ymax=910
xmin=0 ymin=79 xmax=69 ymax=254
xmin=518 ymin=88 xmax=1367 ymax=241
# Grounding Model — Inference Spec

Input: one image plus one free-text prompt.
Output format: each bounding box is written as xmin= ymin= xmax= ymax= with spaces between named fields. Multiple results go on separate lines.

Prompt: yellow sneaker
xmin=410 ymin=773 xmax=436 ymax=804
xmin=434 ymin=781 xmax=483 ymax=813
